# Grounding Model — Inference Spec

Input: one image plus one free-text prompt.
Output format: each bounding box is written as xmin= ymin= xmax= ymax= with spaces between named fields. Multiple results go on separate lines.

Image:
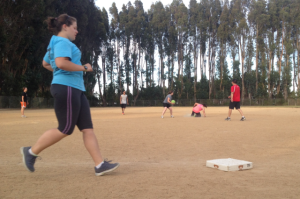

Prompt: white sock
xmin=96 ymin=161 xmax=104 ymax=169
xmin=29 ymin=148 xmax=38 ymax=156
xmin=242 ymin=116 xmax=245 ymax=118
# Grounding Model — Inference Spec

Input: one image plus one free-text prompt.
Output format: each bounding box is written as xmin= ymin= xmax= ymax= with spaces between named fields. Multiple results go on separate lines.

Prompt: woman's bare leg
xmin=162 ymin=107 xmax=168 ymax=115
xmin=169 ymin=107 xmax=173 ymax=116
xmin=31 ymin=129 xmax=67 ymax=154
xmin=82 ymin=129 xmax=103 ymax=166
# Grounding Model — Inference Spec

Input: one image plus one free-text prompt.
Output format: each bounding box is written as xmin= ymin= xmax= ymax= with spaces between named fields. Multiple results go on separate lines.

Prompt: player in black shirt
xmin=21 ymin=87 xmax=28 ymax=118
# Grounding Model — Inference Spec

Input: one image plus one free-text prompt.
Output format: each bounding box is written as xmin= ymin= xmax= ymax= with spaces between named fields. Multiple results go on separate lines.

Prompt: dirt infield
xmin=1 ymin=107 xmax=300 ymax=198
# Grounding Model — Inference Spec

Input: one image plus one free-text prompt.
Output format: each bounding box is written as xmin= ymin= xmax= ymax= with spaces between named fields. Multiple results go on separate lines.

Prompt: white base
xmin=206 ymin=158 xmax=253 ymax=171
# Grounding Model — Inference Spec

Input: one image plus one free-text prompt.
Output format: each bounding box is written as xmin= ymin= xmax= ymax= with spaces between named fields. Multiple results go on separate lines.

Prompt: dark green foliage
xmin=0 ymin=0 xmax=105 ymax=99
xmin=1 ymin=0 xmax=300 ymax=103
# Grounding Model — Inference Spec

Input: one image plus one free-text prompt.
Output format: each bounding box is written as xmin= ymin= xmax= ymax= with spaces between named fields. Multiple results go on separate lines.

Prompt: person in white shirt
xmin=120 ymin=91 xmax=129 ymax=115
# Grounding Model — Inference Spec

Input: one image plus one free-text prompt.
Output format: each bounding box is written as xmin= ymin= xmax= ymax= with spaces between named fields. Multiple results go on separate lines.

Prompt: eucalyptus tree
xmin=165 ymin=5 xmax=178 ymax=91
xmin=170 ymin=0 xmax=188 ymax=99
xmin=279 ymin=1 xmax=293 ymax=99
xmin=188 ymin=0 xmax=199 ymax=100
xmin=248 ymin=0 xmax=269 ymax=93
xmin=197 ymin=0 xmax=209 ymax=78
xmin=151 ymin=1 xmax=168 ymax=95
xmin=109 ymin=2 xmax=122 ymax=92
xmin=144 ymin=10 xmax=156 ymax=87
xmin=275 ymin=0 xmax=293 ymax=97
xmin=230 ymin=0 xmax=250 ymax=100
xmin=265 ymin=0 xmax=279 ymax=98
xmin=119 ymin=3 xmax=132 ymax=92
xmin=290 ymin=0 xmax=300 ymax=91
xmin=131 ymin=0 xmax=146 ymax=103
xmin=217 ymin=0 xmax=230 ymax=96
xmin=206 ymin=0 xmax=222 ymax=98
xmin=99 ymin=8 xmax=110 ymax=105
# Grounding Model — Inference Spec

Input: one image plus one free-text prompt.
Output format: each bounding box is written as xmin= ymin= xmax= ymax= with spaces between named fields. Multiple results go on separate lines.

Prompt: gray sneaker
xmin=225 ymin=117 xmax=231 ymax=121
xmin=95 ymin=160 xmax=119 ymax=176
xmin=20 ymin=147 xmax=38 ymax=172
xmin=240 ymin=117 xmax=246 ymax=121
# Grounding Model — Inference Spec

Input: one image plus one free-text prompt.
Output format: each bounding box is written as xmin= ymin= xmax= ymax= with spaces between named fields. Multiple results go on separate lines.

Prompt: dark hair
xmin=232 ymin=79 xmax=237 ymax=83
xmin=168 ymin=91 xmax=173 ymax=94
xmin=203 ymin=104 xmax=207 ymax=108
xmin=46 ymin=14 xmax=77 ymax=34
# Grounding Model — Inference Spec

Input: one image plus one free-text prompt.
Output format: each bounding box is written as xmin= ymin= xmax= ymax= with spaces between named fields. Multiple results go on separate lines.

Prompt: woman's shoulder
xmin=52 ymin=36 xmax=73 ymax=46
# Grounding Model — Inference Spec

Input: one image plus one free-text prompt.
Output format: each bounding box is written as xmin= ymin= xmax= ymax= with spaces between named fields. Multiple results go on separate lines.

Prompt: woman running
xmin=20 ymin=14 xmax=119 ymax=176
xmin=191 ymin=103 xmax=207 ymax=117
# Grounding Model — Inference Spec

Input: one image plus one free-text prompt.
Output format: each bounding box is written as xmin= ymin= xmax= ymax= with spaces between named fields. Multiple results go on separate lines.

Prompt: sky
xmin=95 ymin=0 xmax=191 ymax=13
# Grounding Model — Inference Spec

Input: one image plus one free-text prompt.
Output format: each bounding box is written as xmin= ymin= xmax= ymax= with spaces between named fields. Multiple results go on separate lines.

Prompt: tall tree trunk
xmin=268 ymin=51 xmax=272 ymax=98
xmin=284 ymin=54 xmax=288 ymax=100
xmin=145 ymin=56 xmax=148 ymax=88
xmin=150 ymin=53 xmax=152 ymax=87
xmin=208 ymin=37 xmax=211 ymax=99
xmin=293 ymin=51 xmax=296 ymax=92
xmin=140 ymin=51 xmax=143 ymax=89
xmin=97 ymin=74 xmax=103 ymax=103
xmin=151 ymin=51 xmax=154 ymax=87
xmin=117 ymin=40 xmax=121 ymax=92
xmin=240 ymin=38 xmax=245 ymax=102
xmin=297 ymin=31 xmax=300 ymax=91
xmin=180 ymin=40 xmax=184 ymax=99
xmin=199 ymin=47 xmax=202 ymax=79
xmin=101 ymin=56 xmax=107 ymax=107
xmin=171 ymin=53 xmax=174 ymax=90
xmin=161 ymin=54 xmax=165 ymax=96
xmin=256 ymin=24 xmax=259 ymax=92
xmin=220 ymin=41 xmax=224 ymax=91
xmin=277 ymin=22 xmax=285 ymax=94
xmin=194 ymin=49 xmax=197 ymax=101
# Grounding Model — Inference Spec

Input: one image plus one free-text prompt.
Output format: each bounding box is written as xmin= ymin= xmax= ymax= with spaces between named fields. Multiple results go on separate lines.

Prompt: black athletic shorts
xmin=163 ymin=103 xmax=171 ymax=108
xmin=229 ymin=101 xmax=241 ymax=110
xmin=121 ymin=104 xmax=127 ymax=108
xmin=191 ymin=111 xmax=201 ymax=117
xmin=50 ymin=84 xmax=93 ymax=135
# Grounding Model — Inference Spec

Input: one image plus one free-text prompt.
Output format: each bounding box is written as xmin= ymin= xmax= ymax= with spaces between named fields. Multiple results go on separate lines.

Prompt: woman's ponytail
xmin=45 ymin=14 xmax=76 ymax=35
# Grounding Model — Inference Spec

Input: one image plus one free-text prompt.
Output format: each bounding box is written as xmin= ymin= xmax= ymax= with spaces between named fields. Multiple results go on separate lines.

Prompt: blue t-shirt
xmin=43 ymin=35 xmax=85 ymax=91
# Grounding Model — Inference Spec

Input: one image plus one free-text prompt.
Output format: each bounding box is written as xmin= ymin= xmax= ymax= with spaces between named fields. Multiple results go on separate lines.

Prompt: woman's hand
xmin=83 ymin=63 xmax=93 ymax=72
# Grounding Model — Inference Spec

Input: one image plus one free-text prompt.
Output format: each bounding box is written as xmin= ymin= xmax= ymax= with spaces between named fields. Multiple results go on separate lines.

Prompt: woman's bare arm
xmin=55 ymin=57 xmax=92 ymax=72
xmin=42 ymin=60 xmax=53 ymax=72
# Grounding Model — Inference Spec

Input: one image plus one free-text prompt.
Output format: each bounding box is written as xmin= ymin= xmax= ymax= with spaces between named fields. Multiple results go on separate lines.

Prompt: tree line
xmin=1 ymin=0 xmax=300 ymax=105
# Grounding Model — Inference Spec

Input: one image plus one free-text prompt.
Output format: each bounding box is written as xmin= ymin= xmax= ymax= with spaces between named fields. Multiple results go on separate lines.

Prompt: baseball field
xmin=1 ymin=107 xmax=300 ymax=198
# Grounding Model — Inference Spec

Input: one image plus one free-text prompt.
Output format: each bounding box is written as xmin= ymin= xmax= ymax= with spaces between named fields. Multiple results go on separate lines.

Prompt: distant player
xmin=120 ymin=91 xmax=129 ymax=115
xmin=225 ymin=79 xmax=246 ymax=121
xmin=191 ymin=103 xmax=207 ymax=117
xmin=161 ymin=91 xmax=175 ymax=118
xmin=20 ymin=87 xmax=29 ymax=118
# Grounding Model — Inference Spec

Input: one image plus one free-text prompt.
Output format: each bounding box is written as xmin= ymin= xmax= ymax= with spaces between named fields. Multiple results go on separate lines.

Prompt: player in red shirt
xmin=225 ymin=79 xmax=246 ymax=121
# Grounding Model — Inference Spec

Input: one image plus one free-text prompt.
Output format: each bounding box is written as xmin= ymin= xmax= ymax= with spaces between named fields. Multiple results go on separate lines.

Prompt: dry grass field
xmin=1 ymin=106 xmax=300 ymax=199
